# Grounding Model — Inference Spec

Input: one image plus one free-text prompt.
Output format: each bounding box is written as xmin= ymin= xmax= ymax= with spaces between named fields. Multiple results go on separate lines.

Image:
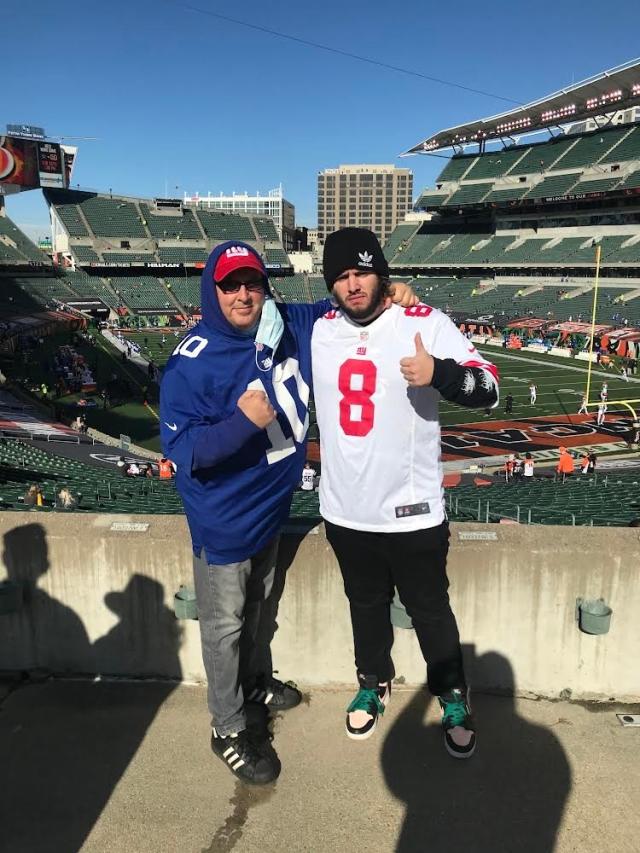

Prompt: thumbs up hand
xmin=399 ymin=332 xmax=435 ymax=387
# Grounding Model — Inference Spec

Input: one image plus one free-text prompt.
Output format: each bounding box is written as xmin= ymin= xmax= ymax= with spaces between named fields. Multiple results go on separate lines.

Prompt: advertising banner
xmin=0 ymin=136 xmax=66 ymax=189
xmin=0 ymin=136 xmax=40 ymax=188
xmin=37 ymin=141 xmax=64 ymax=189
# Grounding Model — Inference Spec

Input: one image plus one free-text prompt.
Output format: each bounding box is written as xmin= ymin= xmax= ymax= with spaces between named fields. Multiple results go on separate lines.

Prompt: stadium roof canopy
xmin=404 ymin=58 xmax=640 ymax=155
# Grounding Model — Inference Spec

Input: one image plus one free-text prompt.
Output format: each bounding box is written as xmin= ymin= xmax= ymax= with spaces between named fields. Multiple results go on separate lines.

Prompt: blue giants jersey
xmin=160 ymin=241 xmax=330 ymax=564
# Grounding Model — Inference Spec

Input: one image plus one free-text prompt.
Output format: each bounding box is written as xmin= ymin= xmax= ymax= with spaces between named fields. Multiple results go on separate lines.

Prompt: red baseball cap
xmin=213 ymin=245 xmax=267 ymax=283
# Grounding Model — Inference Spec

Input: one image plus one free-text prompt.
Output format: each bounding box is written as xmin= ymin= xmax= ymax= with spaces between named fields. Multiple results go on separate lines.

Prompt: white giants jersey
xmin=312 ymin=303 xmax=498 ymax=532
xmin=301 ymin=468 xmax=315 ymax=490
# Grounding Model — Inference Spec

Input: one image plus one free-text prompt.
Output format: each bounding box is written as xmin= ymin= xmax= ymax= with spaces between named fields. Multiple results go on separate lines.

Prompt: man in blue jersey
xmin=161 ymin=240 xmax=414 ymax=784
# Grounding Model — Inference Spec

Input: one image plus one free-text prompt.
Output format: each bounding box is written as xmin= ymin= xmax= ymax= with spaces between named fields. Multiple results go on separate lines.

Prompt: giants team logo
xmin=225 ymin=245 xmax=250 ymax=258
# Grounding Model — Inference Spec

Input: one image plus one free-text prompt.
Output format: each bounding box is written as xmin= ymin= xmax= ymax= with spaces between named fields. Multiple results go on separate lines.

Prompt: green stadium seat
xmin=271 ymin=274 xmax=309 ymax=303
xmin=390 ymin=234 xmax=454 ymax=266
xmin=253 ymin=218 xmax=279 ymax=241
xmin=164 ymin=276 xmax=201 ymax=308
xmin=508 ymin=136 xmax=576 ymax=175
xmin=196 ymin=211 xmax=256 ymax=241
xmin=600 ymin=126 xmax=640 ymax=164
xmin=109 ymin=276 xmax=175 ymax=311
xmin=551 ymin=127 xmax=629 ymax=170
xmin=428 ymin=233 xmax=493 ymax=263
xmin=570 ymin=176 xmax=623 ymax=195
xmin=469 ymin=236 xmax=517 ymax=263
xmin=62 ymin=272 xmax=120 ymax=307
xmin=78 ymin=196 xmax=148 ymax=238
xmin=484 ymin=185 xmax=530 ymax=202
xmin=0 ymin=215 xmax=51 ymax=265
xmin=264 ymin=247 xmax=291 ymax=267
xmin=414 ymin=192 xmax=449 ymax=209
xmin=463 ymin=148 xmax=526 ymax=180
xmin=437 ymin=156 xmax=477 ymax=182
xmin=157 ymin=246 xmax=208 ymax=264
xmin=71 ymin=245 xmax=100 ymax=263
xmin=52 ymin=203 xmax=90 ymax=237
xmin=443 ymin=183 xmax=494 ymax=206
xmin=383 ymin=222 xmax=420 ymax=261
xmin=446 ymin=471 xmax=640 ymax=527
xmin=140 ymin=204 xmax=202 ymax=240
xmin=616 ymin=170 xmax=640 ymax=190
xmin=525 ymin=173 xmax=581 ymax=199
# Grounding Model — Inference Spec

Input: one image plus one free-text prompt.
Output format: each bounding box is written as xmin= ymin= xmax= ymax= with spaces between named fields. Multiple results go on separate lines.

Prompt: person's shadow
xmin=381 ymin=650 xmax=571 ymax=853
xmin=0 ymin=522 xmax=92 ymax=672
xmin=0 ymin=546 xmax=183 ymax=853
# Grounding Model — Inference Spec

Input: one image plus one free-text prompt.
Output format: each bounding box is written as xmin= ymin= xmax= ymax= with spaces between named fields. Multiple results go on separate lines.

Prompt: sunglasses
xmin=217 ymin=278 xmax=265 ymax=294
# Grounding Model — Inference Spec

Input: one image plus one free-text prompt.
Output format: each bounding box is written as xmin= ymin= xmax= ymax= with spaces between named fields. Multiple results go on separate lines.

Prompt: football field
xmin=438 ymin=347 xmax=639 ymax=427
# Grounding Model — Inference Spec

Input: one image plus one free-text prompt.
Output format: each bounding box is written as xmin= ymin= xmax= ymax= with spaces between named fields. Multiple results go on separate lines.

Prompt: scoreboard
xmin=0 ymin=133 xmax=75 ymax=194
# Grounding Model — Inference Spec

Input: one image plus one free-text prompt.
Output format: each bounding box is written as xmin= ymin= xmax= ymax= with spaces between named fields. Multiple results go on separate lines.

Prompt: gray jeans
xmin=192 ymin=538 xmax=278 ymax=736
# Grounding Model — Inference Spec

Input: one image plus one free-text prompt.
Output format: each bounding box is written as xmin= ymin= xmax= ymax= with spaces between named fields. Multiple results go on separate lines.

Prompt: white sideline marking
xmin=479 ymin=349 xmax=640 ymax=383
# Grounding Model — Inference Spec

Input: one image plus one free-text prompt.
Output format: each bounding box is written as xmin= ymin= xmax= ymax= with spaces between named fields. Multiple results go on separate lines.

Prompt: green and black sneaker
xmin=438 ymin=687 xmax=476 ymax=759
xmin=345 ymin=674 xmax=390 ymax=740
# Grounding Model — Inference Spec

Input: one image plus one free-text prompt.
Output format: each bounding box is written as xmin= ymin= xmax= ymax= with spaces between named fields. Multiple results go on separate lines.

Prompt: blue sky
xmin=4 ymin=0 xmax=640 ymax=240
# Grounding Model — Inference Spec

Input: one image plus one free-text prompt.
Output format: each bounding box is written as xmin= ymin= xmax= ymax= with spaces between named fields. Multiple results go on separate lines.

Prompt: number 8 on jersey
xmin=338 ymin=359 xmax=377 ymax=437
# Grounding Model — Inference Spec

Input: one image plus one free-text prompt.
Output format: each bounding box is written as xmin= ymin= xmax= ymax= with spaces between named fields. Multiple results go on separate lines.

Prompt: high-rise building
xmin=316 ymin=164 xmax=413 ymax=246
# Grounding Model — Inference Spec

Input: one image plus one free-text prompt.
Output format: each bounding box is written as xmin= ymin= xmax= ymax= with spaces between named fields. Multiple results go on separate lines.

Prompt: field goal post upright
xmin=585 ymin=243 xmax=640 ymax=423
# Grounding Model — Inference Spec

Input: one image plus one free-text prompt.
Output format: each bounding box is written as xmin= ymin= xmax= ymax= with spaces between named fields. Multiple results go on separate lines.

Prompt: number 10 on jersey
xmin=338 ymin=358 xmax=377 ymax=437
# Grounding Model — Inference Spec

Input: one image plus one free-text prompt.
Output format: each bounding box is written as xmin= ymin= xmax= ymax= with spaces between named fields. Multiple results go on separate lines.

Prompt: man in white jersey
xmin=312 ymin=229 xmax=499 ymax=759
xmin=529 ymin=382 xmax=537 ymax=406
xmin=300 ymin=461 xmax=316 ymax=491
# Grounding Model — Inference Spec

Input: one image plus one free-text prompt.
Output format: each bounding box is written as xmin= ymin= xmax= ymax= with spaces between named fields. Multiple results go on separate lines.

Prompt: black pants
xmin=325 ymin=520 xmax=465 ymax=697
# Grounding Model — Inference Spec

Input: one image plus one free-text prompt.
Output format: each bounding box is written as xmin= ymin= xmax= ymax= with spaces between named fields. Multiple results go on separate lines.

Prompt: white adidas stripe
xmin=231 ymin=758 xmax=245 ymax=770
xmin=264 ymin=692 xmax=274 ymax=704
xmin=222 ymin=746 xmax=235 ymax=758
xmin=247 ymin=688 xmax=262 ymax=701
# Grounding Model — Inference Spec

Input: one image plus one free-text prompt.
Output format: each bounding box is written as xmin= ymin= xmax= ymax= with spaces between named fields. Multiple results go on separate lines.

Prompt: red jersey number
xmin=404 ymin=304 xmax=432 ymax=318
xmin=338 ymin=359 xmax=377 ymax=437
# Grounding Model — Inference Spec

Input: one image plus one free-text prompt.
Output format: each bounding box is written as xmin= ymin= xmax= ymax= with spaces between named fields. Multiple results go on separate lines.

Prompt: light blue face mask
xmin=254 ymin=297 xmax=284 ymax=371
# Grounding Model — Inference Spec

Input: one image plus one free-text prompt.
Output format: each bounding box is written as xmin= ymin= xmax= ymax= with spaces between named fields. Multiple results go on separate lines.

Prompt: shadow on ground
xmin=382 ymin=652 xmax=572 ymax=853
xmin=0 ymin=523 xmax=182 ymax=853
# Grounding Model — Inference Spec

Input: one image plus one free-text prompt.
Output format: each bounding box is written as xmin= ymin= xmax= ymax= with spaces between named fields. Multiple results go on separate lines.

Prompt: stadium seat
xmin=140 ymin=204 xmax=202 ymax=240
xmin=78 ymin=196 xmax=148 ymax=238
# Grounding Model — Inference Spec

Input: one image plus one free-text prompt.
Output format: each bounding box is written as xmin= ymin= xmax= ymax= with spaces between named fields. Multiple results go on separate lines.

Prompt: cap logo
xmin=226 ymin=246 xmax=250 ymax=258
xmin=358 ymin=251 xmax=373 ymax=267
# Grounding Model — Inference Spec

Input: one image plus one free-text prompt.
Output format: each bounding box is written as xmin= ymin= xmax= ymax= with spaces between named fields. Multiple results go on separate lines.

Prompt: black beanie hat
xmin=323 ymin=227 xmax=389 ymax=290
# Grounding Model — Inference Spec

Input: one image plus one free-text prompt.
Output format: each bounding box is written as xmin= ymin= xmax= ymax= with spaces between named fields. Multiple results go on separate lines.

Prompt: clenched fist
xmin=387 ymin=281 xmax=420 ymax=308
xmin=400 ymin=333 xmax=435 ymax=387
xmin=237 ymin=389 xmax=277 ymax=428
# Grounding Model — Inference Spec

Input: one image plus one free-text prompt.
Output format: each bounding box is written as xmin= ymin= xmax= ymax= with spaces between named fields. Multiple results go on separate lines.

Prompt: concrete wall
xmin=0 ymin=513 xmax=638 ymax=700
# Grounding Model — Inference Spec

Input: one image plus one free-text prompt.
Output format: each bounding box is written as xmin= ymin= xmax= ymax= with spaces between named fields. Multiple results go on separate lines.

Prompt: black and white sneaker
xmin=211 ymin=728 xmax=280 ymax=785
xmin=245 ymin=675 xmax=302 ymax=711
xmin=345 ymin=675 xmax=391 ymax=741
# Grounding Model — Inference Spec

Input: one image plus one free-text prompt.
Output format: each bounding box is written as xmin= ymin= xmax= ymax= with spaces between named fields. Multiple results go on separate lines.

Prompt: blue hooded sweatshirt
xmin=160 ymin=241 xmax=331 ymax=564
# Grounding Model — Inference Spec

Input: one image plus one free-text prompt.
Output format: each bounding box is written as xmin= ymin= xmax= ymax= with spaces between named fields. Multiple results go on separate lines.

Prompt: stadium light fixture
xmin=495 ymin=117 xmax=532 ymax=134
xmin=541 ymin=104 xmax=577 ymax=122
xmin=586 ymin=89 xmax=623 ymax=110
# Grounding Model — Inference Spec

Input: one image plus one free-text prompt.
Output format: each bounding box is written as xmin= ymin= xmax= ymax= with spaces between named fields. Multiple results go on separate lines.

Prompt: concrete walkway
xmin=1 ymin=680 xmax=638 ymax=853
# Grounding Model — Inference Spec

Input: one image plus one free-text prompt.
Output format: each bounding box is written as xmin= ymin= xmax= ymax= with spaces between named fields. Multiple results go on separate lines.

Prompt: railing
xmin=447 ymin=494 xmax=577 ymax=525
